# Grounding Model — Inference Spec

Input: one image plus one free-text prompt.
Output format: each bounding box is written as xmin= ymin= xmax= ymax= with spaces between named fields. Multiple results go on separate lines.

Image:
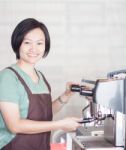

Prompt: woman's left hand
xmin=59 ymin=82 xmax=78 ymax=103
xmin=65 ymin=82 xmax=75 ymax=96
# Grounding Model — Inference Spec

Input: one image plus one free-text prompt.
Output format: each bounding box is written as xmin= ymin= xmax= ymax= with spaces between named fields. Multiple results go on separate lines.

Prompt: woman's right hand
xmin=57 ymin=117 xmax=82 ymax=132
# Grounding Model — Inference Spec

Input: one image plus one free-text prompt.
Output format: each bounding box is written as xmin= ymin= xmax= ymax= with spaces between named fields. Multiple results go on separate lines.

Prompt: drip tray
xmin=75 ymin=136 xmax=124 ymax=150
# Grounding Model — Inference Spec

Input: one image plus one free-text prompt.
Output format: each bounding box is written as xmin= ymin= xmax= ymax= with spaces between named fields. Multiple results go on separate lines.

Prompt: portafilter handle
xmin=71 ymin=84 xmax=93 ymax=97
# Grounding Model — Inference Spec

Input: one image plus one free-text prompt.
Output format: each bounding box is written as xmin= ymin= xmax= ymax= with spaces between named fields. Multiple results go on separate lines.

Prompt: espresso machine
xmin=66 ymin=70 xmax=126 ymax=150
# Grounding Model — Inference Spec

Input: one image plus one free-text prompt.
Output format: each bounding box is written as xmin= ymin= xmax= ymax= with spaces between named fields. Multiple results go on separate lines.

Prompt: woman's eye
xmin=24 ymin=41 xmax=30 ymax=44
xmin=37 ymin=42 xmax=43 ymax=45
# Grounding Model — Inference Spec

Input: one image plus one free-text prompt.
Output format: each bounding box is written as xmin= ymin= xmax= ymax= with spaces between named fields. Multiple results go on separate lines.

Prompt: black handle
xmin=71 ymin=84 xmax=93 ymax=97
xmin=80 ymin=89 xmax=93 ymax=97
xmin=71 ymin=85 xmax=81 ymax=92
xmin=78 ymin=118 xmax=95 ymax=124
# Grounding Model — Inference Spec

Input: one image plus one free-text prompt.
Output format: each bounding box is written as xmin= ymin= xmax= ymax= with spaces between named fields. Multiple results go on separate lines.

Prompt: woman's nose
xmin=30 ymin=43 xmax=36 ymax=52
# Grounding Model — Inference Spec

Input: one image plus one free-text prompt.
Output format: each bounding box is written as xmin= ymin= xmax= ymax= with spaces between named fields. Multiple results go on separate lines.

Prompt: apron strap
xmin=7 ymin=67 xmax=32 ymax=95
xmin=38 ymin=71 xmax=51 ymax=92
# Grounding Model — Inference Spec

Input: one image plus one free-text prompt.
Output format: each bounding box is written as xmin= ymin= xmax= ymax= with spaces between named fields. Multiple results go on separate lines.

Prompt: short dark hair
xmin=11 ymin=18 xmax=50 ymax=59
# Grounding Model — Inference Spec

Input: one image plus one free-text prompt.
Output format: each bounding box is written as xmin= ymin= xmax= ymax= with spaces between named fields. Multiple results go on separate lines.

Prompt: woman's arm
xmin=52 ymin=82 xmax=74 ymax=114
xmin=0 ymin=102 xmax=81 ymax=134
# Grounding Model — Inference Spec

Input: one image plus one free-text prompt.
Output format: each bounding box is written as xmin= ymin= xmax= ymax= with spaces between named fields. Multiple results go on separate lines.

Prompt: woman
xmin=0 ymin=18 xmax=81 ymax=150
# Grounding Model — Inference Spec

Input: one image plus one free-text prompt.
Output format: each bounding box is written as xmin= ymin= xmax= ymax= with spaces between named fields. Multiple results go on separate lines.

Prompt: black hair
xmin=11 ymin=18 xmax=50 ymax=59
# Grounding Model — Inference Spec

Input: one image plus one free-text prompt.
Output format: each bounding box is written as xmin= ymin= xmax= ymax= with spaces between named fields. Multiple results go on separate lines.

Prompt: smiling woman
xmin=18 ymin=28 xmax=46 ymax=67
xmin=0 ymin=18 xmax=81 ymax=150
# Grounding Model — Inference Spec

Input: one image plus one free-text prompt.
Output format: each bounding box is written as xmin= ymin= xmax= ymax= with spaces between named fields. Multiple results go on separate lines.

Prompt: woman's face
xmin=19 ymin=28 xmax=45 ymax=65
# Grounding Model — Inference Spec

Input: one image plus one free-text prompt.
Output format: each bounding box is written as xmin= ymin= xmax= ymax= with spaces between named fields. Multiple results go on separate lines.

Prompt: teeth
xmin=27 ymin=54 xmax=38 ymax=57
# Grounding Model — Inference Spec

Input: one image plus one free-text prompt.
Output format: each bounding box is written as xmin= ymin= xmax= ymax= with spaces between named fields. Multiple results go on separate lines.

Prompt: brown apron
xmin=2 ymin=67 xmax=53 ymax=150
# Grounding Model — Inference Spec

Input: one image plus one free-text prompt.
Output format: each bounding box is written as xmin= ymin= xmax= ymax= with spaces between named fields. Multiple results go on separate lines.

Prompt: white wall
xmin=0 ymin=0 xmax=126 ymax=127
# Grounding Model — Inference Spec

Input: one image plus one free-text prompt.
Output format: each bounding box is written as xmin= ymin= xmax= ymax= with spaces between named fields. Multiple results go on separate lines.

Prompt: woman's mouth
xmin=27 ymin=53 xmax=39 ymax=57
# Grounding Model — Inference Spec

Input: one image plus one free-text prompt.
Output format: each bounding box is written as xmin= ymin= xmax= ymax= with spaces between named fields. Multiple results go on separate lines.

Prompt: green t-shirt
xmin=0 ymin=64 xmax=50 ymax=149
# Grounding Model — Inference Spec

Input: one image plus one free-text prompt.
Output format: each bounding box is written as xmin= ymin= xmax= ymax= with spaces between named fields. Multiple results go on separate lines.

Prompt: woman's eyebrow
xmin=24 ymin=38 xmax=45 ymax=41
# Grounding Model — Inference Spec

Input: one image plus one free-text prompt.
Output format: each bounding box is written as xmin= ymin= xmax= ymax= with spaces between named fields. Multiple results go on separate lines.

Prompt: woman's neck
xmin=16 ymin=60 xmax=39 ymax=84
xmin=16 ymin=60 xmax=35 ymax=76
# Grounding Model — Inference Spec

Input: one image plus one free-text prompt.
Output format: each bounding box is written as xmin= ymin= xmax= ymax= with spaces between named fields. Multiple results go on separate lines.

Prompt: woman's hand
xmin=59 ymin=82 xmax=79 ymax=103
xmin=57 ymin=117 xmax=82 ymax=132
xmin=64 ymin=82 xmax=75 ymax=96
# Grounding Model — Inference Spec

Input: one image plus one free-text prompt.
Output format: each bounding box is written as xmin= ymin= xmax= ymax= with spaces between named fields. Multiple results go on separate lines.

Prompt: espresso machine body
xmin=93 ymin=78 xmax=126 ymax=148
xmin=93 ymin=79 xmax=126 ymax=114
xmin=69 ymin=78 xmax=126 ymax=149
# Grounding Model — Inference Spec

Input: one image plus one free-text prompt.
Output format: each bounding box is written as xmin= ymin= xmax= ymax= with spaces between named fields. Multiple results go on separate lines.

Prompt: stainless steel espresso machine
xmin=66 ymin=70 xmax=126 ymax=150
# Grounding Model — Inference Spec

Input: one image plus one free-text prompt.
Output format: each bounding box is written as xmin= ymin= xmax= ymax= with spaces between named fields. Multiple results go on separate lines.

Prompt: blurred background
xmin=0 ymin=0 xmax=126 ymax=141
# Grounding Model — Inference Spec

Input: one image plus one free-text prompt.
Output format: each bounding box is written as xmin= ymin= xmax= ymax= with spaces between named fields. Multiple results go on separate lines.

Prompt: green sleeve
xmin=0 ymin=69 xmax=20 ymax=104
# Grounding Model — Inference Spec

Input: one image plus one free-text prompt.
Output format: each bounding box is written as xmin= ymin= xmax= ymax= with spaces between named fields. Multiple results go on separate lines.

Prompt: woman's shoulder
xmin=0 ymin=65 xmax=22 ymax=103
xmin=0 ymin=65 xmax=18 ymax=82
